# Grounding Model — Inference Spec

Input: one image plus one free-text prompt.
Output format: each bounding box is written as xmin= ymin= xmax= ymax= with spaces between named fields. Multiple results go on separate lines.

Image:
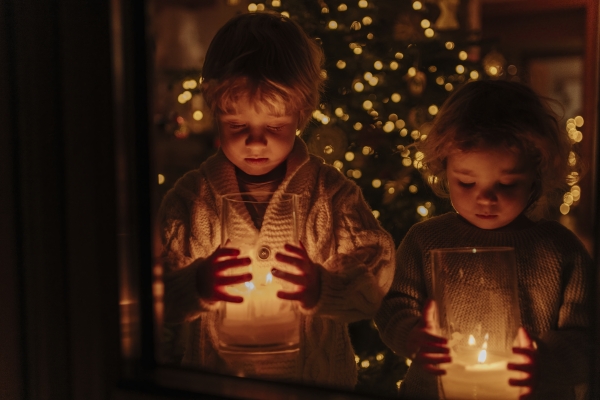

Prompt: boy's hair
xmin=418 ymin=79 xmax=581 ymax=218
xmin=201 ymin=11 xmax=325 ymax=130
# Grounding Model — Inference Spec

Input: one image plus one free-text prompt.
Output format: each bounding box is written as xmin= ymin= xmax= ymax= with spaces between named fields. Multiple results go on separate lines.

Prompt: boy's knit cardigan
xmin=375 ymin=212 xmax=593 ymax=400
xmin=157 ymin=137 xmax=395 ymax=389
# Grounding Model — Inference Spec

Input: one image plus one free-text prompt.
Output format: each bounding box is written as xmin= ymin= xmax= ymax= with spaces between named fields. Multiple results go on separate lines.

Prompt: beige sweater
xmin=157 ymin=137 xmax=395 ymax=389
xmin=375 ymin=212 xmax=593 ymax=400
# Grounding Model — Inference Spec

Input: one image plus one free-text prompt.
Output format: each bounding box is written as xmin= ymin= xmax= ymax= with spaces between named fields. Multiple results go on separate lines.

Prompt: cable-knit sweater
xmin=375 ymin=212 xmax=593 ymax=400
xmin=157 ymin=137 xmax=395 ymax=389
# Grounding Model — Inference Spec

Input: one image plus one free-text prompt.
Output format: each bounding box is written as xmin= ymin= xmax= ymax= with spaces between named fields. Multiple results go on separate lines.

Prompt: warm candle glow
xmin=478 ymin=349 xmax=487 ymax=363
xmin=468 ymin=335 xmax=476 ymax=346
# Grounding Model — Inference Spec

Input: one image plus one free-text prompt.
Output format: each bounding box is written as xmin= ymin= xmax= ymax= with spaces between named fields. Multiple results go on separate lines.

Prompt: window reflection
xmin=147 ymin=0 xmax=596 ymax=397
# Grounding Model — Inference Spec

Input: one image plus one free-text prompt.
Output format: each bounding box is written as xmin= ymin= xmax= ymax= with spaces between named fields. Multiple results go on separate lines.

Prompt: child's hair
xmin=417 ymin=79 xmax=581 ymax=218
xmin=201 ymin=11 xmax=325 ymax=130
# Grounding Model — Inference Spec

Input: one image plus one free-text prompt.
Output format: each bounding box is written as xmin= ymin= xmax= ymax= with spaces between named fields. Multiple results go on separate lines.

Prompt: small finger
xmin=214 ymin=247 xmax=241 ymax=259
xmin=507 ymin=363 xmax=534 ymax=373
xmin=419 ymin=331 xmax=448 ymax=345
xmin=419 ymin=344 xmax=450 ymax=355
xmin=213 ymin=289 xmax=244 ymax=303
xmin=215 ymin=257 xmax=251 ymax=272
xmin=214 ymin=274 xmax=252 ymax=286
xmin=275 ymin=253 xmax=305 ymax=269
xmin=283 ymin=243 xmax=306 ymax=257
xmin=509 ymin=377 xmax=535 ymax=388
xmin=518 ymin=389 xmax=533 ymax=400
xmin=416 ymin=353 xmax=451 ymax=365
xmin=277 ymin=290 xmax=305 ymax=301
xmin=271 ymin=268 xmax=305 ymax=285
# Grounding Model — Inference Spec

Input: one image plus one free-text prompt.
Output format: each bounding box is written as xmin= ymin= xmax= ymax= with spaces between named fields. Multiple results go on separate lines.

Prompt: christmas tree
xmin=157 ymin=0 xmax=501 ymax=396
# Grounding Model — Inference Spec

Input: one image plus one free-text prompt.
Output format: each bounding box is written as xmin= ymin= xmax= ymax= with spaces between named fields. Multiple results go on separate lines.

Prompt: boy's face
xmin=446 ymin=147 xmax=536 ymax=230
xmin=217 ymin=97 xmax=299 ymax=176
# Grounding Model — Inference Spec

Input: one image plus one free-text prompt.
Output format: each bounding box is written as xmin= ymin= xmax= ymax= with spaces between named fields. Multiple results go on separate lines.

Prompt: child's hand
xmin=406 ymin=299 xmax=451 ymax=375
xmin=195 ymin=245 xmax=252 ymax=303
xmin=272 ymin=241 xmax=321 ymax=309
xmin=508 ymin=327 xmax=539 ymax=400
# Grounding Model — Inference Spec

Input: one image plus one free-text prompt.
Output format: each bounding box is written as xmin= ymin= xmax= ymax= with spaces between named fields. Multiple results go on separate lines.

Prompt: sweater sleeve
xmin=157 ymin=179 xmax=218 ymax=324
xmin=303 ymin=180 xmax=395 ymax=322
xmin=536 ymin=232 xmax=593 ymax=391
xmin=374 ymin=226 xmax=426 ymax=358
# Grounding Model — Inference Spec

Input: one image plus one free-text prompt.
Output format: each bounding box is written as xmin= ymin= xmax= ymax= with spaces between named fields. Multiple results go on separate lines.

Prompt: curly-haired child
xmin=375 ymin=80 xmax=592 ymax=400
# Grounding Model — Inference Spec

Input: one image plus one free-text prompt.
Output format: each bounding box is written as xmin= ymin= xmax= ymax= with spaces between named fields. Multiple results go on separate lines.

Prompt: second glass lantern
xmin=431 ymin=247 xmax=523 ymax=400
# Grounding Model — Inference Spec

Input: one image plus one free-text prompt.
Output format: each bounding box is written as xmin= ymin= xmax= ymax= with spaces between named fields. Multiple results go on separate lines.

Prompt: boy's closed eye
xmin=458 ymin=181 xmax=475 ymax=188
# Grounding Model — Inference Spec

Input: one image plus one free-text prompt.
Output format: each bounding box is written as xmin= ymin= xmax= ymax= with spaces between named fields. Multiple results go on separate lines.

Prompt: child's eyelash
xmin=458 ymin=181 xmax=475 ymax=187
xmin=268 ymin=125 xmax=283 ymax=131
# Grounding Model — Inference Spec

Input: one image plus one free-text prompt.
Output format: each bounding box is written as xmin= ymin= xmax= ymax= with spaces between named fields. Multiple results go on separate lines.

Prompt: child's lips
xmin=476 ymin=214 xmax=497 ymax=219
xmin=245 ymin=157 xmax=268 ymax=164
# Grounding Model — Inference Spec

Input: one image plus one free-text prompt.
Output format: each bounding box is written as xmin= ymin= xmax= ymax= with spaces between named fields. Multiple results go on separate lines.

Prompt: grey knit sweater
xmin=157 ymin=137 xmax=395 ymax=389
xmin=375 ymin=212 xmax=593 ymax=400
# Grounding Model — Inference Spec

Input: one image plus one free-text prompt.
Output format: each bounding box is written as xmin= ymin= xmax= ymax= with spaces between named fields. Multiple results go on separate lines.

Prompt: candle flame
xmin=478 ymin=349 xmax=487 ymax=363
xmin=266 ymin=272 xmax=273 ymax=284
xmin=245 ymin=281 xmax=255 ymax=290
xmin=468 ymin=335 xmax=476 ymax=346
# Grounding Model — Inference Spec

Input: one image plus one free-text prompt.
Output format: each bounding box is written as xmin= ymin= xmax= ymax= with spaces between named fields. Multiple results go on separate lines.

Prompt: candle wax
xmin=440 ymin=349 xmax=522 ymax=400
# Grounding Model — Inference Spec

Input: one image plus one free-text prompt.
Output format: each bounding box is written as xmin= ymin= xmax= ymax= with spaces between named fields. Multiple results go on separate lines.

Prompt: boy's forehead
xmin=224 ymin=94 xmax=292 ymax=116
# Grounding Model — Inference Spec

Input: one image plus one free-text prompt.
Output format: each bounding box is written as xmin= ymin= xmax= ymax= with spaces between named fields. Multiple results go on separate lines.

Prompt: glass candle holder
xmin=217 ymin=192 xmax=300 ymax=354
xmin=431 ymin=247 xmax=523 ymax=400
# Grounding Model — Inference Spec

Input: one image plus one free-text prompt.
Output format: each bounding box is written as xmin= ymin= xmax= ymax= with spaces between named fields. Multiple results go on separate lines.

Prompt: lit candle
xmin=218 ymin=248 xmax=299 ymax=351
xmin=440 ymin=344 xmax=522 ymax=400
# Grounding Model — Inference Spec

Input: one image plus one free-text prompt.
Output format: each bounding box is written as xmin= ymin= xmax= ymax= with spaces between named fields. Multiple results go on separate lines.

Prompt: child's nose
xmin=476 ymin=188 xmax=498 ymax=204
xmin=245 ymin=130 xmax=267 ymax=146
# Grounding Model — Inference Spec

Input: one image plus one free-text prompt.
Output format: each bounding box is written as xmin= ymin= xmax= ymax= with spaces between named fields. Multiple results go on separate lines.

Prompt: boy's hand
xmin=406 ymin=299 xmax=451 ymax=375
xmin=272 ymin=241 xmax=321 ymax=309
xmin=508 ymin=327 xmax=539 ymax=400
xmin=195 ymin=245 xmax=252 ymax=303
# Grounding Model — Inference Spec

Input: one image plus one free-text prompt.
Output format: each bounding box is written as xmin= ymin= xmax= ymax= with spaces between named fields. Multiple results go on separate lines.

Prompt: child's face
xmin=446 ymin=147 xmax=535 ymax=230
xmin=218 ymin=97 xmax=299 ymax=176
